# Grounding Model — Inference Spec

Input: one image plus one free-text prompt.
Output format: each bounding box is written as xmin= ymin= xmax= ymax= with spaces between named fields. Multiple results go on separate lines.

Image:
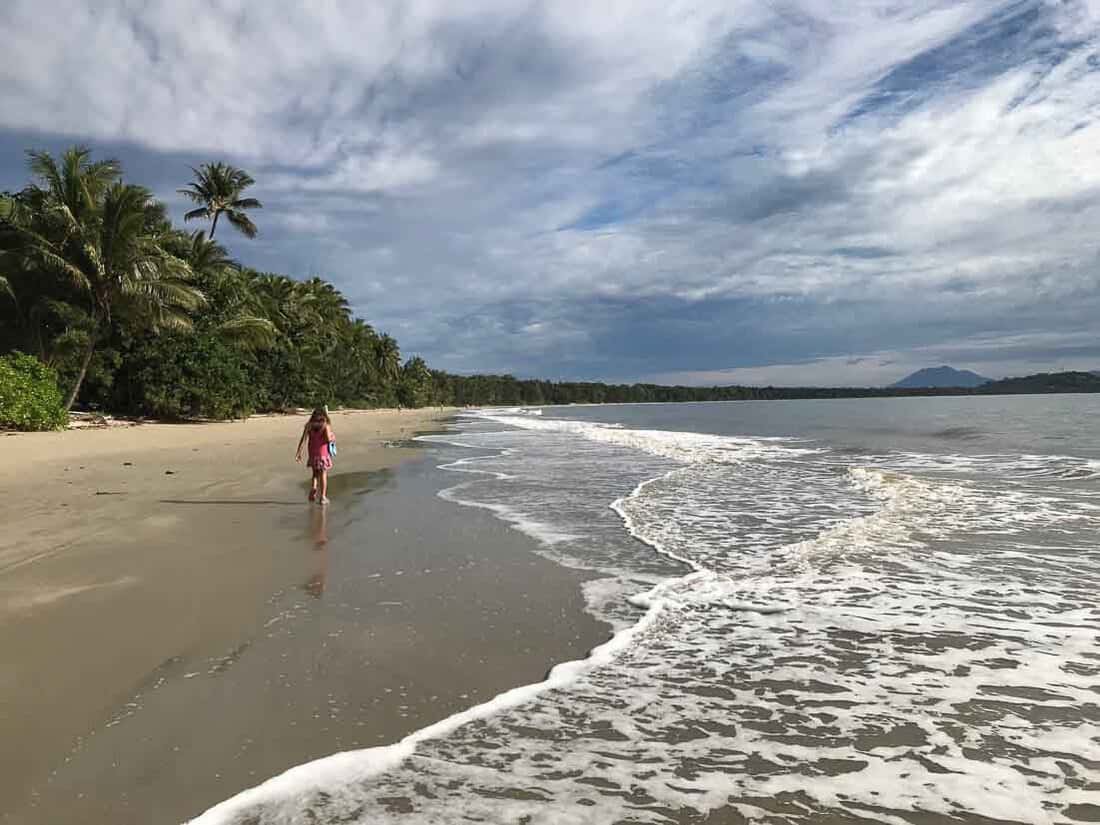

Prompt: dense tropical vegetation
xmin=0 ymin=146 xmax=443 ymax=426
xmin=1 ymin=146 xmax=1095 ymax=431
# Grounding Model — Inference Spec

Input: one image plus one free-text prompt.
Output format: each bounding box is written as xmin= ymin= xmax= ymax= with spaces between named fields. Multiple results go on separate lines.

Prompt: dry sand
xmin=0 ymin=410 xmax=611 ymax=824
xmin=0 ymin=410 xmax=443 ymax=575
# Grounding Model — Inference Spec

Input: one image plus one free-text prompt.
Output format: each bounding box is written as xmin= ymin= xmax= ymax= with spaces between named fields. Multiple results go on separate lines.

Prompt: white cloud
xmin=267 ymin=149 xmax=441 ymax=194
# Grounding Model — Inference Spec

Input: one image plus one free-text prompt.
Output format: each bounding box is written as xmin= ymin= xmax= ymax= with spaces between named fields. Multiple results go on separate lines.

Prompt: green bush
xmin=132 ymin=333 xmax=256 ymax=420
xmin=0 ymin=351 xmax=68 ymax=431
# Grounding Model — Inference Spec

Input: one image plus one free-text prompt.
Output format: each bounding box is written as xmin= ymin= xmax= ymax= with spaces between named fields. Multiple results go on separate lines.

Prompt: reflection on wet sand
xmin=303 ymin=506 xmax=328 ymax=599
xmin=323 ymin=467 xmax=396 ymax=497
xmin=300 ymin=468 xmax=395 ymax=599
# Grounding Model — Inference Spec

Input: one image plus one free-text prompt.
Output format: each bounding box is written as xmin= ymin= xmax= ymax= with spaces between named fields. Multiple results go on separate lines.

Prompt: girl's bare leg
xmin=310 ymin=469 xmax=320 ymax=500
xmin=319 ymin=469 xmax=329 ymax=503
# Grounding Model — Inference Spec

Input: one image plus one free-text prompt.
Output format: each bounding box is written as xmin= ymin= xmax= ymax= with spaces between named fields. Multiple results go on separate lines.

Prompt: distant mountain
xmin=891 ymin=366 xmax=991 ymax=389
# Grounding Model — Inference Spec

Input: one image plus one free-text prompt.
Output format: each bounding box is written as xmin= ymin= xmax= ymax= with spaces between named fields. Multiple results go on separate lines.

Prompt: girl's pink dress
xmin=307 ymin=427 xmax=333 ymax=471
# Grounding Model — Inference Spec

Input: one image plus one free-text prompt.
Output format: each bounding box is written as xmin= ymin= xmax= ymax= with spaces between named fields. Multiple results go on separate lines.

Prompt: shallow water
xmin=194 ymin=395 xmax=1100 ymax=825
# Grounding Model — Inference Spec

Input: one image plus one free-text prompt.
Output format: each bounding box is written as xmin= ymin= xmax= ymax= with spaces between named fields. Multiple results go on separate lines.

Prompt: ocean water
xmin=193 ymin=395 xmax=1100 ymax=825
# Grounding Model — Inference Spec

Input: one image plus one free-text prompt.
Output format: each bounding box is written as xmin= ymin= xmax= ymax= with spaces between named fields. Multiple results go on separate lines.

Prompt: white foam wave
xmin=478 ymin=412 xmax=821 ymax=465
xmin=610 ymin=468 xmax=702 ymax=572
xmin=881 ymin=449 xmax=1100 ymax=481
xmin=188 ymin=576 xmax=683 ymax=825
xmin=439 ymin=482 xmax=581 ymax=546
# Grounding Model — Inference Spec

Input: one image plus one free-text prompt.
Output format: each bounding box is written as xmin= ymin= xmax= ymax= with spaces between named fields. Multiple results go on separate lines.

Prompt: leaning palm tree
xmin=12 ymin=149 xmax=205 ymax=409
xmin=178 ymin=162 xmax=262 ymax=240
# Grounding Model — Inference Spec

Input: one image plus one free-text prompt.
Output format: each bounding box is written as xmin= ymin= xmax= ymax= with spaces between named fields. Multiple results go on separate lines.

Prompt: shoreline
xmin=1 ymin=408 xmax=610 ymax=824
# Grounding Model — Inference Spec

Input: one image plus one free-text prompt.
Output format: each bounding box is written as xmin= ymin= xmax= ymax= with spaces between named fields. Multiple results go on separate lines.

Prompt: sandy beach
xmin=0 ymin=410 xmax=610 ymax=824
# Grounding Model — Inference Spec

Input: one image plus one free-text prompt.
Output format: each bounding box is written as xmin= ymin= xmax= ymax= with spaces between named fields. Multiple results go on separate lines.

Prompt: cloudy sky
xmin=2 ymin=0 xmax=1098 ymax=385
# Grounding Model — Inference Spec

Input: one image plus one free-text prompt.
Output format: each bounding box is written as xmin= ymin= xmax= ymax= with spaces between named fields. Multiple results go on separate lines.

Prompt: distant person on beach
xmin=296 ymin=407 xmax=335 ymax=505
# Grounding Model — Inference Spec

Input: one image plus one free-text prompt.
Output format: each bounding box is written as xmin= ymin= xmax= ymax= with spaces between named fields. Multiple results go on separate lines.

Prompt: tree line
xmin=428 ymin=371 xmax=1100 ymax=407
xmin=0 ymin=147 xmax=433 ymax=421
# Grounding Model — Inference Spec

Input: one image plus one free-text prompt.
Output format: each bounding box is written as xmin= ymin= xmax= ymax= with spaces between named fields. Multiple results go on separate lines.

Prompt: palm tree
xmin=246 ymin=272 xmax=328 ymax=407
xmin=403 ymin=356 xmax=430 ymax=378
xmin=2 ymin=191 xmax=54 ymax=359
xmin=250 ymin=272 xmax=299 ymax=328
xmin=178 ymin=162 xmax=262 ymax=240
xmin=339 ymin=318 xmax=380 ymax=402
xmin=298 ymin=276 xmax=352 ymax=356
xmin=184 ymin=231 xmax=274 ymax=350
xmin=183 ymin=229 xmax=237 ymax=288
xmin=28 ymin=148 xmax=120 ymax=221
xmin=11 ymin=148 xmax=205 ymax=409
xmin=398 ymin=356 xmax=432 ymax=407
xmin=374 ymin=333 xmax=401 ymax=384
xmin=301 ymin=276 xmax=350 ymax=322
xmin=0 ymin=195 xmax=14 ymax=301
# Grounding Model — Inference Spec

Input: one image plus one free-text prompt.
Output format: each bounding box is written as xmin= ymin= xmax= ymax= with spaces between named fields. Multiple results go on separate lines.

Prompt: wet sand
xmin=0 ymin=411 xmax=610 ymax=824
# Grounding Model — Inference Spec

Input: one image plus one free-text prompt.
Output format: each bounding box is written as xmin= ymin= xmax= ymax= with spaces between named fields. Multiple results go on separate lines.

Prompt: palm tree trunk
xmin=64 ymin=327 xmax=97 ymax=412
xmin=209 ymin=211 xmax=221 ymax=240
xmin=36 ymin=325 xmax=49 ymax=365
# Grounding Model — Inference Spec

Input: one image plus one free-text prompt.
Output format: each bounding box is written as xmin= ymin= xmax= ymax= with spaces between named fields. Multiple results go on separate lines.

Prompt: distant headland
xmin=890 ymin=366 xmax=990 ymax=388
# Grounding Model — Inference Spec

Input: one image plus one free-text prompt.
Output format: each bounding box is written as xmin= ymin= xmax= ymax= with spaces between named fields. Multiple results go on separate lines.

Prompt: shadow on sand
xmin=159 ymin=469 xmax=397 ymax=507
xmin=159 ymin=499 xmax=304 ymax=506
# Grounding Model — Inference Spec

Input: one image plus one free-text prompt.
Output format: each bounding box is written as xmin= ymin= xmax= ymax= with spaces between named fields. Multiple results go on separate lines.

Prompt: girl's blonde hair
xmin=310 ymin=407 xmax=331 ymax=425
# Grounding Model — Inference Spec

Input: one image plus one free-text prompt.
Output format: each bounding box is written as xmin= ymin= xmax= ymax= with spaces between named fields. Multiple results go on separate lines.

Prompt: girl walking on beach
xmin=296 ymin=408 xmax=335 ymax=505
